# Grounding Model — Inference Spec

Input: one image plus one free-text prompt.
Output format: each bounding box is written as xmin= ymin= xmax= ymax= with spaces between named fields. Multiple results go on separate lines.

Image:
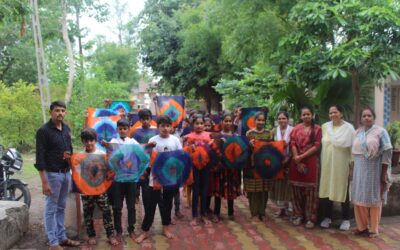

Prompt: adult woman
xmin=271 ymin=111 xmax=293 ymax=217
xmin=351 ymin=107 xmax=392 ymax=238
xmin=319 ymin=105 xmax=355 ymax=230
xmin=289 ymin=107 xmax=322 ymax=228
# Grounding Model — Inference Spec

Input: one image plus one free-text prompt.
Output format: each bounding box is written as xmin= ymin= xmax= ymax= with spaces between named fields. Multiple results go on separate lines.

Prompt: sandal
xmin=60 ymin=239 xmax=80 ymax=247
xmin=352 ymin=229 xmax=369 ymax=236
xmin=292 ymin=217 xmax=302 ymax=226
xmin=305 ymin=221 xmax=315 ymax=229
xmin=273 ymin=209 xmax=285 ymax=218
xmin=49 ymin=245 xmax=64 ymax=250
xmin=368 ymin=232 xmax=379 ymax=238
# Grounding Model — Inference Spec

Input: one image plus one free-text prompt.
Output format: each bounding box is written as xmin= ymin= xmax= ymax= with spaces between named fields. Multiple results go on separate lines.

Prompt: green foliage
xmin=0 ymin=0 xmax=29 ymax=23
xmin=91 ymin=42 xmax=139 ymax=88
xmin=214 ymin=64 xmax=282 ymax=109
xmin=138 ymin=0 xmax=294 ymax=111
xmin=273 ymin=0 xmax=400 ymax=123
xmin=67 ymin=68 xmax=131 ymax=145
xmin=386 ymin=121 xmax=400 ymax=148
xmin=0 ymin=21 xmax=37 ymax=84
xmin=0 ymin=81 xmax=42 ymax=151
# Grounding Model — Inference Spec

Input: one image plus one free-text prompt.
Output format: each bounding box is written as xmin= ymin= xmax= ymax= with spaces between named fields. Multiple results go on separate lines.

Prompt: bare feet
xmin=87 ymin=237 xmax=96 ymax=245
xmin=190 ymin=218 xmax=199 ymax=226
xmin=129 ymin=231 xmax=137 ymax=240
xmin=202 ymin=216 xmax=212 ymax=225
xmin=212 ymin=215 xmax=221 ymax=223
xmin=135 ymin=232 xmax=149 ymax=243
xmin=162 ymin=226 xmax=175 ymax=239
xmin=259 ymin=215 xmax=267 ymax=222
xmin=175 ymin=210 xmax=184 ymax=219
xmin=108 ymin=236 xmax=119 ymax=246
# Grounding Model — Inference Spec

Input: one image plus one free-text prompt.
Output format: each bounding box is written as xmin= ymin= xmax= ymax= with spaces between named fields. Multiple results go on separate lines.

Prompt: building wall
xmin=375 ymin=86 xmax=385 ymax=127
xmin=375 ymin=79 xmax=400 ymax=127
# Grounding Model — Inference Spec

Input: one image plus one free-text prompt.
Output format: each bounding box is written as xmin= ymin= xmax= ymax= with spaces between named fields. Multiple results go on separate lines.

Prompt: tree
xmin=61 ymin=0 xmax=75 ymax=104
xmin=274 ymin=0 xmax=400 ymax=124
xmin=91 ymin=42 xmax=139 ymax=87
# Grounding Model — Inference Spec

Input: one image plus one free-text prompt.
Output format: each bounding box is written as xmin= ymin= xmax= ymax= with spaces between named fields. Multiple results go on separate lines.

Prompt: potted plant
xmin=386 ymin=121 xmax=400 ymax=167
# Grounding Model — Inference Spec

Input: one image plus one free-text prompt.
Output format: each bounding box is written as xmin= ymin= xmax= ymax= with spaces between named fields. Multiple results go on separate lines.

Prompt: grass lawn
xmin=14 ymin=153 xmax=38 ymax=180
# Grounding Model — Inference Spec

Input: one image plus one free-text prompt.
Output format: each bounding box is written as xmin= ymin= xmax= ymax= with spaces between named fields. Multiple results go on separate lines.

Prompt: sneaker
xmin=320 ymin=218 xmax=332 ymax=228
xmin=339 ymin=220 xmax=350 ymax=231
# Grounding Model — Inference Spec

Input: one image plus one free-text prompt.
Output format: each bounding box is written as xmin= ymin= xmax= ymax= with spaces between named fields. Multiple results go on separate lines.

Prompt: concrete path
xmin=77 ymin=196 xmax=400 ymax=250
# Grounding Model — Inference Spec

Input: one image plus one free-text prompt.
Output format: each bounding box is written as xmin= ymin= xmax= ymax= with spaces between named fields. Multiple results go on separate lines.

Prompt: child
xmin=245 ymin=111 xmax=274 ymax=222
xmin=105 ymin=119 xmax=140 ymax=240
xmin=184 ymin=114 xmax=213 ymax=226
xmin=132 ymin=109 xmax=159 ymax=204
xmin=80 ymin=128 xmax=119 ymax=246
xmin=170 ymin=126 xmax=185 ymax=220
xmin=216 ymin=113 xmax=241 ymax=221
xmin=132 ymin=109 xmax=158 ymax=144
xmin=136 ymin=115 xmax=182 ymax=243
xmin=204 ymin=117 xmax=214 ymax=132
xmin=181 ymin=110 xmax=197 ymax=208
xmin=205 ymin=117 xmax=219 ymax=217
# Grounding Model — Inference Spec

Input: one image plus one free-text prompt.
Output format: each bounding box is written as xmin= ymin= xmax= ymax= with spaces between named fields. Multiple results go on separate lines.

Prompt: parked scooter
xmin=0 ymin=145 xmax=31 ymax=207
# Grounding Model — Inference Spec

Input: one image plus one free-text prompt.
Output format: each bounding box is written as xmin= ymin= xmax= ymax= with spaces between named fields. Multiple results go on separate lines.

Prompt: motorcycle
xmin=0 ymin=145 xmax=31 ymax=207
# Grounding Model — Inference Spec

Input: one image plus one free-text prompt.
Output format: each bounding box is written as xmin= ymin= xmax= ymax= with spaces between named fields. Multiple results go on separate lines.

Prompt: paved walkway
xmin=78 ymin=195 xmax=400 ymax=250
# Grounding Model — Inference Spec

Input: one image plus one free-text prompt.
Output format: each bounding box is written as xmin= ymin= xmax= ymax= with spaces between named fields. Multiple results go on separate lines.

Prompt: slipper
xmin=368 ymin=232 xmax=379 ymax=238
xmin=49 ymin=245 xmax=64 ymax=250
xmin=352 ymin=229 xmax=369 ymax=236
xmin=60 ymin=239 xmax=80 ymax=247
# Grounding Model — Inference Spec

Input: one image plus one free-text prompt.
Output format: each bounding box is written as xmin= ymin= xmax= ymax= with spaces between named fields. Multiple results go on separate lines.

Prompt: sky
xmin=80 ymin=0 xmax=145 ymax=43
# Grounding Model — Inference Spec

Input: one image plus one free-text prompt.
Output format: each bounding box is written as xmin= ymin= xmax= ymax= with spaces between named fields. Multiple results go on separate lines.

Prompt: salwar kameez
xmin=351 ymin=125 xmax=392 ymax=234
xmin=289 ymin=124 xmax=322 ymax=223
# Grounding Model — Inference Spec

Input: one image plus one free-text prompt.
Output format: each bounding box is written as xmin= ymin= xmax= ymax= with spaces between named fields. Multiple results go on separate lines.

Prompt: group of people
xmin=35 ymin=101 xmax=393 ymax=250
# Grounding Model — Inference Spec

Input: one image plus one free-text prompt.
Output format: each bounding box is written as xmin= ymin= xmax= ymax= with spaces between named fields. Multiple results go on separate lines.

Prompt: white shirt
xmin=148 ymin=135 xmax=182 ymax=187
xmin=109 ymin=137 xmax=139 ymax=145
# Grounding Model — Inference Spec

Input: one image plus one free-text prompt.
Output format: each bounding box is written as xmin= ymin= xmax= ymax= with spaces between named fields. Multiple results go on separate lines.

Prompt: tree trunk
xmin=352 ymin=69 xmax=361 ymax=127
xmin=75 ymin=3 xmax=84 ymax=94
xmin=61 ymin=0 xmax=75 ymax=104
xmin=201 ymin=85 xmax=222 ymax=113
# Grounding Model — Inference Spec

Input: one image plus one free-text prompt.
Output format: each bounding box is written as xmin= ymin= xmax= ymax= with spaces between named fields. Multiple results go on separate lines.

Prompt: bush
xmin=0 ymin=81 xmax=42 ymax=151
xmin=387 ymin=121 xmax=400 ymax=149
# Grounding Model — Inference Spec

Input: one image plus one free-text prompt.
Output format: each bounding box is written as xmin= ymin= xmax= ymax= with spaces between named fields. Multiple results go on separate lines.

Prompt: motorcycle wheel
xmin=7 ymin=183 xmax=31 ymax=207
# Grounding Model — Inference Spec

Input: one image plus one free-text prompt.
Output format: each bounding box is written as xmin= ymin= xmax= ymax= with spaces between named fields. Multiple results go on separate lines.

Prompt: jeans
xmin=44 ymin=172 xmax=71 ymax=246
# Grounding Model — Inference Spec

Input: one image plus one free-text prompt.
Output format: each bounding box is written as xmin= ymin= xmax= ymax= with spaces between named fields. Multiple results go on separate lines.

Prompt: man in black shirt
xmin=35 ymin=101 xmax=79 ymax=249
